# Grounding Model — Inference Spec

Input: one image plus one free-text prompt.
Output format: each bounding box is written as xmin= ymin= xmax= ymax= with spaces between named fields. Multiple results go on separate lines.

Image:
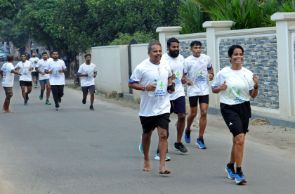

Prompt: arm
xmin=208 ymin=66 xmax=214 ymax=81
xmin=212 ymin=81 xmax=227 ymax=93
xmin=249 ymin=74 xmax=259 ymax=98
xmin=128 ymin=81 xmax=156 ymax=92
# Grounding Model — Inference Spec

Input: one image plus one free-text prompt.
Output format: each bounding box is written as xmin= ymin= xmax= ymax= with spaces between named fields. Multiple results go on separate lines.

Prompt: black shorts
xmin=20 ymin=81 xmax=32 ymax=87
xmin=31 ymin=72 xmax=38 ymax=77
xmin=3 ymin=87 xmax=13 ymax=97
xmin=220 ymin=101 xmax=251 ymax=137
xmin=189 ymin=95 xmax=209 ymax=107
xmin=170 ymin=96 xmax=186 ymax=114
xmin=82 ymin=85 xmax=95 ymax=94
xmin=139 ymin=113 xmax=170 ymax=134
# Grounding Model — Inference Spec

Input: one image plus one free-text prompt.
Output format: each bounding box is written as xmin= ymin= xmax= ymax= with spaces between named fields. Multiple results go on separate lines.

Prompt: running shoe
xmin=235 ymin=172 xmax=247 ymax=185
xmin=225 ymin=165 xmax=235 ymax=180
xmin=184 ymin=129 xmax=191 ymax=144
xmin=45 ymin=100 xmax=51 ymax=105
xmin=82 ymin=98 xmax=86 ymax=104
xmin=174 ymin=142 xmax=188 ymax=153
xmin=89 ymin=105 xmax=94 ymax=110
xmin=154 ymin=153 xmax=171 ymax=161
xmin=196 ymin=138 xmax=207 ymax=149
xmin=39 ymin=95 xmax=43 ymax=100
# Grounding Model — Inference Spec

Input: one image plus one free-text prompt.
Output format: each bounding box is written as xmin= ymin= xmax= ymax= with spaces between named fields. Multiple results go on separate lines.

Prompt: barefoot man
xmin=128 ymin=40 xmax=174 ymax=175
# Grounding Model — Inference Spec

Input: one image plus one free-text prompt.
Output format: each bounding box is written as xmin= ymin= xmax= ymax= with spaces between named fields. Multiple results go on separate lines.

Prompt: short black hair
xmin=148 ymin=40 xmax=161 ymax=54
xmin=42 ymin=52 xmax=48 ymax=55
xmin=228 ymin=45 xmax=244 ymax=58
xmin=7 ymin=55 xmax=14 ymax=62
xmin=84 ymin=53 xmax=91 ymax=58
xmin=167 ymin=37 xmax=179 ymax=48
xmin=51 ymin=50 xmax=59 ymax=54
xmin=190 ymin=41 xmax=202 ymax=48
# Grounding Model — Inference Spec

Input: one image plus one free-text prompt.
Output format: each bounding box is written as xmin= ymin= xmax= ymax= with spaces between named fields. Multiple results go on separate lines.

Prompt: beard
xmin=169 ymin=50 xmax=179 ymax=58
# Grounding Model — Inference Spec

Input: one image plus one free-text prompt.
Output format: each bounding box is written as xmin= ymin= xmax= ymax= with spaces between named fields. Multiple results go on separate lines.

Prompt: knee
xmin=200 ymin=110 xmax=208 ymax=118
xmin=178 ymin=113 xmax=186 ymax=120
xmin=158 ymin=130 xmax=168 ymax=141
xmin=234 ymin=135 xmax=245 ymax=146
xmin=6 ymin=94 xmax=13 ymax=99
xmin=190 ymin=111 xmax=197 ymax=118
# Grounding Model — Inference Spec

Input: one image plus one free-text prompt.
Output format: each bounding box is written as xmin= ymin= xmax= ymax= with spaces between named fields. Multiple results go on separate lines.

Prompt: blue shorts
xmin=39 ymin=79 xmax=50 ymax=86
xmin=170 ymin=96 xmax=186 ymax=114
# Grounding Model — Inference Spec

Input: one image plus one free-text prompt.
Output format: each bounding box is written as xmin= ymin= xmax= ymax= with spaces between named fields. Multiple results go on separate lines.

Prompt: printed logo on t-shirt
xmin=154 ymin=80 xmax=167 ymax=96
xmin=175 ymin=71 xmax=181 ymax=84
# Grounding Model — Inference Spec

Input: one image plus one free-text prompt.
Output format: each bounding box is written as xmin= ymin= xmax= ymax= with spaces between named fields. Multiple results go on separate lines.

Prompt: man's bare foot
xmin=143 ymin=160 xmax=151 ymax=172
xmin=3 ymin=109 xmax=11 ymax=113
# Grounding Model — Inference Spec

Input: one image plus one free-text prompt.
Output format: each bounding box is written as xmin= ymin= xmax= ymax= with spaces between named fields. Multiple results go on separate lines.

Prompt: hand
xmin=167 ymin=83 xmax=175 ymax=93
xmin=208 ymin=73 xmax=214 ymax=81
xmin=219 ymin=81 xmax=227 ymax=91
xmin=58 ymin=69 xmax=64 ymax=73
xmin=186 ymin=79 xmax=193 ymax=86
xmin=145 ymin=84 xmax=156 ymax=92
xmin=181 ymin=77 xmax=186 ymax=84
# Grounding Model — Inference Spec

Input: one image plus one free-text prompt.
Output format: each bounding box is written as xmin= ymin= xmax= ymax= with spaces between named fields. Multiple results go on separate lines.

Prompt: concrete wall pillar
xmin=203 ymin=21 xmax=234 ymax=109
xmin=156 ymin=26 xmax=182 ymax=52
xmin=271 ymin=12 xmax=295 ymax=119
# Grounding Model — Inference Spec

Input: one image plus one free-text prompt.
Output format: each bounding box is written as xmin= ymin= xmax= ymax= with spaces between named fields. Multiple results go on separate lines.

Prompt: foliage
xmin=179 ymin=0 xmax=209 ymax=33
xmin=110 ymin=32 xmax=155 ymax=45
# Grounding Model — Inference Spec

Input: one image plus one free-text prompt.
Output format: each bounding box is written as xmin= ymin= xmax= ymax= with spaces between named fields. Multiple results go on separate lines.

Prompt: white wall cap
xmin=271 ymin=12 xmax=295 ymax=21
xmin=156 ymin=26 xmax=182 ymax=33
xmin=202 ymin=21 xmax=234 ymax=28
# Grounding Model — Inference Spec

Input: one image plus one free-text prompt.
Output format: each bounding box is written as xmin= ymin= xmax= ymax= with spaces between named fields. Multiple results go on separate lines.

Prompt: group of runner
xmin=129 ymin=38 xmax=259 ymax=185
xmin=0 ymin=51 xmax=97 ymax=112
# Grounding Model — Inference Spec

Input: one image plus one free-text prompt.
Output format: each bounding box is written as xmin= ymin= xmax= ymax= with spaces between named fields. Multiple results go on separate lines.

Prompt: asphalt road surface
xmin=0 ymin=85 xmax=294 ymax=194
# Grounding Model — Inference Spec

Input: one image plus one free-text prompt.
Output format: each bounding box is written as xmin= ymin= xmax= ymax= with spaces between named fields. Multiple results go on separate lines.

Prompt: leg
xmin=157 ymin=127 xmax=170 ymax=174
xmin=142 ymin=130 xmax=153 ymax=172
xmin=186 ymin=106 xmax=197 ymax=130
xmin=3 ymin=87 xmax=13 ymax=112
xmin=40 ymin=81 xmax=45 ymax=99
xmin=51 ymin=85 xmax=59 ymax=108
xmin=82 ymin=87 xmax=88 ymax=104
xmin=46 ymin=83 xmax=51 ymax=101
xmin=233 ymin=133 xmax=245 ymax=168
xmin=58 ymin=85 xmax=64 ymax=100
xmin=21 ymin=86 xmax=26 ymax=100
xmin=176 ymin=113 xmax=186 ymax=143
xmin=198 ymin=103 xmax=209 ymax=138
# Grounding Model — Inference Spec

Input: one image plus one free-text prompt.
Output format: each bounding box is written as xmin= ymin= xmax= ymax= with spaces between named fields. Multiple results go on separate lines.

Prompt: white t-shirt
xmin=184 ymin=54 xmax=212 ymax=96
xmin=161 ymin=53 xmax=185 ymax=100
xmin=46 ymin=59 xmax=66 ymax=85
xmin=1 ymin=62 xmax=15 ymax=87
xmin=211 ymin=66 xmax=254 ymax=105
xmin=29 ymin=57 xmax=40 ymax=72
xmin=15 ymin=60 xmax=32 ymax=81
xmin=37 ymin=58 xmax=52 ymax=80
xmin=78 ymin=63 xmax=97 ymax=87
xmin=130 ymin=58 xmax=172 ymax=116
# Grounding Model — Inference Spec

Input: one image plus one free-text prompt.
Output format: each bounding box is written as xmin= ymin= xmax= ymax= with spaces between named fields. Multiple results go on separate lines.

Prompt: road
xmin=0 ymin=85 xmax=294 ymax=194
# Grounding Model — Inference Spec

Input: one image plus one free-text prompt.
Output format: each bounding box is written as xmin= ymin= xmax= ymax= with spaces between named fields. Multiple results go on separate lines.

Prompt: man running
xmin=77 ymin=53 xmax=97 ymax=110
xmin=29 ymin=51 xmax=40 ymax=88
xmin=128 ymin=40 xmax=174 ymax=175
xmin=15 ymin=54 xmax=33 ymax=105
xmin=183 ymin=41 xmax=214 ymax=149
xmin=45 ymin=50 xmax=66 ymax=111
xmin=36 ymin=52 xmax=52 ymax=105
xmin=0 ymin=55 xmax=21 ymax=112
xmin=160 ymin=37 xmax=188 ymax=154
